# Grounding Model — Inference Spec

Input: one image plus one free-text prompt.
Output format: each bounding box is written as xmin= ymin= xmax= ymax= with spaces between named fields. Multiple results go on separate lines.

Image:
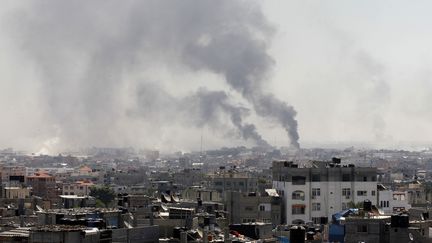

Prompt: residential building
xmin=2 ymin=186 xmax=31 ymax=199
xmin=27 ymin=172 xmax=56 ymax=199
xmin=209 ymin=170 xmax=258 ymax=194
xmin=62 ymin=180 xmax=94 ymax=196
xmin=272 ymin=160 xmax=378 ymax=224
xmin=378 ymin=189 xmax=411 ymax=214
xmin=225 ymin=189 xmax=282 ymax=226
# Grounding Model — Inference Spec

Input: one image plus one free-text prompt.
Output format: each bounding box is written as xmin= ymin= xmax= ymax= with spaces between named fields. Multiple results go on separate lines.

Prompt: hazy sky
xmin=0 ymin=1 xmax=431 ymax=153
xmin=262 ymin=1 xmax=432 ymax=149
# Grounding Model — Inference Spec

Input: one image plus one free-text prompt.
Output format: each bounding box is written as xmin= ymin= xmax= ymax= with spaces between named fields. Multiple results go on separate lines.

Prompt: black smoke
xmin=6 ymin=0 xmax=299 ymax=150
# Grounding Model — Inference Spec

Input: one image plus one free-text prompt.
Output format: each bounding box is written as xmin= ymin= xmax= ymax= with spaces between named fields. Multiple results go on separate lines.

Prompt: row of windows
xmin=357 ymin=190 xmax=376 ymax=196
xmin=380 ymin=200 xmax=390 ymax=207
xmin=64 ymin=186 xmax=85 ymax=190
xmin=214 ymin=181 xmax=257 ymax=187
xmin=291 ymin=203 xmax=321 ymax=214
xmin=279 ymin=175 xmax=377 ymax=182
xmin=290 ymin=188 xmax=374 ymax=200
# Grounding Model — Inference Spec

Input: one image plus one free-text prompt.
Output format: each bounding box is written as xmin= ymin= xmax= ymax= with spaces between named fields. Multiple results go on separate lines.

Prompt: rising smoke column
xmin=7 ymin=0 xmax=299 ymax=150
xmin=134 ymin=84 xmax=271 ymax=147
xmin=188 ymin=89 xmax=271 ymax=148
xmin=183 ymin=32 xmax=300 ymax=148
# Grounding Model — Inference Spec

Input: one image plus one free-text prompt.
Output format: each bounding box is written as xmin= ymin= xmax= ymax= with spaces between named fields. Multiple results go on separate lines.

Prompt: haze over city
xmin=0 ymin=0 xmax=431 ymax=154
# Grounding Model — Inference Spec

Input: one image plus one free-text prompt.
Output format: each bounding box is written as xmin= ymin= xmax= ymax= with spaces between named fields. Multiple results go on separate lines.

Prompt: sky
xmin=262 ymin=1 xmax=432 ymax=149
xmin=0 ymin=1 xmax=431 ymax=153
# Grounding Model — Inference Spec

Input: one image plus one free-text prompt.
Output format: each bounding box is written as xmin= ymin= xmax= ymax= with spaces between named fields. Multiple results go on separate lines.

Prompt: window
xmin=371 ymin=190 xmax=376 ymax=196
xmin=357 ymin=190 xmax=367 ymax=196
xmin=292 ymin=176 xmax=306 ymax=185
xmin=292 ymin=191 xmax=305 ymax=200
xmin=342 ymin=188 xmax=351 ymax=198
xmin=259 ymin=205 xmax=265 ymax=211
xmin=312 ymin=174 xmax=321 ymax=182
xmin=380 ymin=201 xmax=390 ymax=208
xmin=312 ymin=217 xmax=321 ymax=224
xmin=363 ymin=176 xmax=368 ymax=182
xmin=312 ymin=203 xmax=321 ymax=211
xmin=312 ymin=188 xmax=321 ymax=198
xmin=292 ymin=204 xmax=306 ymax=215
xmin=342 ymin=174 xmax=351 ymax=181
xmin=357 ymin=224 xmax=368 ymax=233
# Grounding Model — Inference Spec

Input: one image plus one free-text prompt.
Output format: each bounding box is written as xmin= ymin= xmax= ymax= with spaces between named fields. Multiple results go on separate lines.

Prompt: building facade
xmin=272 ymin=160 xmax=377 ymax=224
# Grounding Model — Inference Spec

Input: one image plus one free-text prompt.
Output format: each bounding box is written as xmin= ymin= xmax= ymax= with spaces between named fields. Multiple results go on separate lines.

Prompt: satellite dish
xmin=409 ymin=232 xmax=414 ymax=241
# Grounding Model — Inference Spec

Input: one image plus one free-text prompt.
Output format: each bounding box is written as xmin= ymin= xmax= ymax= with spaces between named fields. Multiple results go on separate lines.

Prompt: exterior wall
xmin=62 ymin=183 xmax=92 ymax=196
xmin=0 ymin=166 xmax=27 ymax=183
xmin=212 ymin=177 xmax=258 ymax=193
xmin=344 ymin=218 xmax=390 ymax=243
xmin=378 ymin=190 xmax=411 ymax=214
xmin=182 ymin=187 xmax=222 ymax=202
xmin=272 ymin=161 xmax=377 ymax=224
xmin=3 ymin=187 xmax=30 ymax=199
xmin=27 ymin=176 xmax=56 ymax=199
xmin=225 ymin=191 xmax=282 ymax=226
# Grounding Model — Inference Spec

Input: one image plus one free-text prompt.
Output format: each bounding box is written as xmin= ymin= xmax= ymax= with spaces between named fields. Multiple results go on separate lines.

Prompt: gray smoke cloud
xmin=133 ymin=85 xmax=271 ymax=147
xmin=4 ymin=0 xmax=299 ymax=151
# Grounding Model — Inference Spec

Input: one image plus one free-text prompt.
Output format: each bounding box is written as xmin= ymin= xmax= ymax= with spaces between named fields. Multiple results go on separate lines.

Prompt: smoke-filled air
xmin=0 ymin=0 xmax=299 ymax=153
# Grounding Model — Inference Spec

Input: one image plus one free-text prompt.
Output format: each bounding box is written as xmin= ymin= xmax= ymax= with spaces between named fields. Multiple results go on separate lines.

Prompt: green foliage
xmin=90 ymin=186 xmax=115 ymax=207
xmin=95 ymin=199 xmax=106 ymax=208
xmin=347 ymin=201 xmax=364 ymax=209
xmin=258 ymin=178 xmax=268 ymax=184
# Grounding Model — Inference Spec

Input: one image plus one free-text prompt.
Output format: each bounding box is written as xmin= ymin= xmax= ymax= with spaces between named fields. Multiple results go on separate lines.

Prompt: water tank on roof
xmin=290 ymin=226 xmax=305 ymax=243
xmin=391 ymin=214 xmax=409 ymax=228
xmin=363 ymin=200 xmax=372 ymax=211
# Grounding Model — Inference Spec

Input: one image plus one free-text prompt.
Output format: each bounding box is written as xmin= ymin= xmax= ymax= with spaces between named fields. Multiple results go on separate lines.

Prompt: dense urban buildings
xmin=0 ymin=147 xmax=431 ymax=242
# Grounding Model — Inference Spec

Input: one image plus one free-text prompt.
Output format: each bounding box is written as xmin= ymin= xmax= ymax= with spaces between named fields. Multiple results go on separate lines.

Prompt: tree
xmin=347 ymin=201 xmax=364 ymax=209
xmin=90 ymin=186 xmax=115 ymax=207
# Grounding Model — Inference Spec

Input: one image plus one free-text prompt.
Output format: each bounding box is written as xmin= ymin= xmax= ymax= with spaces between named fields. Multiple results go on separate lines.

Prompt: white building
xmin=378 ymin=190 xmax=411 ymax=214
xmin=272 ymin=160 xmax=377 ymax=224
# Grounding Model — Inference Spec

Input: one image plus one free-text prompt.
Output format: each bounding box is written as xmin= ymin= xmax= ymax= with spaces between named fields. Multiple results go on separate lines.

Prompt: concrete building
xmin=27 ymin=172 xmax=56 ymax=200
xmin=182 ymin=186 xmax=222 ymax=202
xmin=378 ymin=189 xmax=411 ymax=214
xmin=62 ymin=180 xmax=94 ymax=196
xmin=225 ymin=189 xmax=282 ymax=226
xmin=209 ymin=170 xmax=258 ymax=194
xmin=2 ymin=186 xmax=30 ymax=199
xmin=272 ymin=160 xmax=378 ymax=224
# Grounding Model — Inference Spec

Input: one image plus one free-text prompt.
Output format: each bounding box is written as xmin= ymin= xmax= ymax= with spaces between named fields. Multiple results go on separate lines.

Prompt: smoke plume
xmin=4 ymin=0 xmax=299 ymax=151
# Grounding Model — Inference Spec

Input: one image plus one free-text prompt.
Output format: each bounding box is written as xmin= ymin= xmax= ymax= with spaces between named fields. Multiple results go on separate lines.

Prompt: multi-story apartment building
xmin=209 ymin=170 xmax=258 ymax=194
xmin=272 ymin=160 xmax=377 ymax=224
xmin=224 ymin=189 xmax=283 ymax=226
xmin=27 ymin=172 xmax=57 ymax=199
xmin=62 ymin=180 xmax=94 ymax=196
